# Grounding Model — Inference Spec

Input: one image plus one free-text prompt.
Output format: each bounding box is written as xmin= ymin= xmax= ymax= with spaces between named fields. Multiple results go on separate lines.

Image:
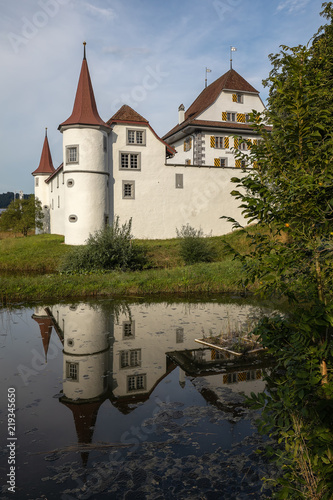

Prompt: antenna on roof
xmin=83 ymin=41 xmax=86 ymax=60
xmin=230 ymin=46 xmax=237 ymax=70
xmin=205 ymin=67 xmax=212 ymax=88
xmin=45 ymin=127 xmax=47 ymax=137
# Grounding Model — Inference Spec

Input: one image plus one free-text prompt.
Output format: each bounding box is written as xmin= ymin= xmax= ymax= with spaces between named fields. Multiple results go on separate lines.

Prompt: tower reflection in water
xmin=32 ymin=301 xmax=268 ymax=464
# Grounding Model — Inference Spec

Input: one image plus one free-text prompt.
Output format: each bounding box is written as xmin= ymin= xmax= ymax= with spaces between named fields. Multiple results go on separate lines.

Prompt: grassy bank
xmin=0 ymin=230 xmax=254 ymax=303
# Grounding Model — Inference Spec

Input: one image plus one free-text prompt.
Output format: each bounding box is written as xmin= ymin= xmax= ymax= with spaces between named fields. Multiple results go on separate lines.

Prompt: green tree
xmin=223 ymin=3 xmax=333 ymax=497
xmin=0 ymin=195 xmax=43 ymax=236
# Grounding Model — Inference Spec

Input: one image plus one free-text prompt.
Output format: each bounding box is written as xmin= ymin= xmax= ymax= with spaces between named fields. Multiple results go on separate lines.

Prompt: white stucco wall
xmin=199 ymin=90 xmax=265 ymax=122
xmin=48 ymin=170 xmax=65 ymax=236
xmin=61 ymin=126 xmax=109 ymax=245
xmin=49 ymin=304 xmax=110 ymax=400
xmin=111 ymin=123 xmax=247 ymax=239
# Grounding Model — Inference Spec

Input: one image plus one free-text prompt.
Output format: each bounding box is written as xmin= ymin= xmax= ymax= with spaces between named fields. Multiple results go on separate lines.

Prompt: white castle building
xmin=32 ymin=44 xmax=270 ymax=245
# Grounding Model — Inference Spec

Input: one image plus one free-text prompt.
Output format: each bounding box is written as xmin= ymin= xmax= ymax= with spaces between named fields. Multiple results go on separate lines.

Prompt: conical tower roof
xmin=59 ymin=43 xmax=109 ymax=130
xmin=32 ymin=129 xmax=55 ymax=175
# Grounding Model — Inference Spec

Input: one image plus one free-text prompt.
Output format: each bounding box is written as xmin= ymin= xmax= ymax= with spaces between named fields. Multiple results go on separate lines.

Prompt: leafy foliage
xmin=248 ymin=311 xmax=333 ymax=499
xmin=176 ymin=224 xmax=216 ymax=265
xmin=223 ymin=3 xmax=333 ymax=497
xmin=59 ymin=217 xmax=148 ymax=274
xmin=0 ymin=195 xmax=43 ymax=236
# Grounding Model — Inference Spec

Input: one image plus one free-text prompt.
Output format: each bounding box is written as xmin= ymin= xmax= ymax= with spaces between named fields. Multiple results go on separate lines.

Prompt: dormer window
xmin=232 ymin=93 xmax=243 ymax=103
xmin=127 ymin=129 xmax=145 ymax=145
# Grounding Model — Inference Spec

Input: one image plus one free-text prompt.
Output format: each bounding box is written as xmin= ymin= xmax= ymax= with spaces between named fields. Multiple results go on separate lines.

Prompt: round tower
xmin=58 ymin=43 xmax=111 ymax=245
xmin=32 ymin=128 xmax=55 ymax=233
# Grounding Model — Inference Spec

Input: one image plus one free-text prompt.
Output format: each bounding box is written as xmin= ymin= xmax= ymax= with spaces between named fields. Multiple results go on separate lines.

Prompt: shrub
xmin=176 ymin=224 xmax=216 ymax=265
xmin=59 ymin=217 xmax=148 ymax=273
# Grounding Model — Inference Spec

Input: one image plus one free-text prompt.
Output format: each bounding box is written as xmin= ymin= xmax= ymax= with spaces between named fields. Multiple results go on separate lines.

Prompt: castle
xmin=33 ymin=44 xmax=270 ymax=245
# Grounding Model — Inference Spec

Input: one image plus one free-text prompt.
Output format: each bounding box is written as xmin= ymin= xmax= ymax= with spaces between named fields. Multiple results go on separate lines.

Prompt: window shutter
xmin=235 ymin=159 xmax=241 ymax=168
xmin=183 ymin=140 xmax=186 ymax=151
xmin=234 ymin=137 xmax=239 ymax=149
xmin=253 ymin=139 xmax=257 ymax=146
xmin=253 ymin=161 xmax=258 ymax=168
xmin=232 ymin=93 xmax=238 ymax=102
xmin=214 ymin=158 xmax=220 ymax=167
xmin=222 ymin=111 xmax=227 ymax=121
xmin=189 ymin=138 xmax=192 ymax=149
xmin=210 ymin=136 xmax=215 ymax=148
xmin=224 ymin=137 xmax=229 ymax=148
xmin=247 ymin=138 xmax=252 ymax=149
xmin=237 ymin=113 xmax=246 ymax=123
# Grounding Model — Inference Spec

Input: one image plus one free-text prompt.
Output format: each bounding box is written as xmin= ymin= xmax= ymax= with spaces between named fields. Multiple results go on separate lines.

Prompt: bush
xmin=59 ymin=217 xmax=148 ymax=273
xmin=176 ymin=224 xmax=216 ymax=265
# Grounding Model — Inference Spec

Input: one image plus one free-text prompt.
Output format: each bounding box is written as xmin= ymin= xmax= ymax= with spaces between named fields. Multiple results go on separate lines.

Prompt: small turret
xmin=58 ymin=43 xmax=111 ymax=245
xmin=32 ymin=128 xmax=55 ymax=233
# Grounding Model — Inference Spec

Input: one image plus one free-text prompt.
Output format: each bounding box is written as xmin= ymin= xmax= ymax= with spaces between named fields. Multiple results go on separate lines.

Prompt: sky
xmin=0 ymin=0 xmax=327 ymax=194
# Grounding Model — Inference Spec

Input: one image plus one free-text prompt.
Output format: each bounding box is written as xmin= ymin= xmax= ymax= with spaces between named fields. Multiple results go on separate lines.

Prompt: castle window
xmin=123 ymin=320 xmax=135 ymax=338
xmin=122 ymin=181 xmax=135 ymax=199
xmin=120 ymin=153 xmax=141 ymax=170
xmin=66 ymin=362 xmax=79 ymax=381
xmin=213 ymin=136 xmax=229 ymax=149
xmin=103 ymin=135 xmax=107 ymax=152
xmin=127 ymin=129 xmax=146 ymax=145
xmin=120 ymin=349 xmax=141 ymax=368
xmin=185 ymin=159 xmax=191 ymax=165
xmin=232 ymin=93 xmax=243 ymax=103
xmin=58 ymin=196 xmax=60 ymax=208
xmin=69 ymin=214 xmax=78 ymax=223
xmin=176 ymin=327 xmax=184 ymax=343
xmin=127 ymin=374 xmax=146 ymax=392
xmin=227 ymin=112 xmax=236 ymax=122
xmin=66 ymin=145 xmax=79 ymax=164
xmin=184 ymin=137 xmax=192 ymax=152
xmin=35 ymin=177 xmax=39 ymax=187
xmin=214 ymin=158 xmax=228 ymax=167
xmin=67 ymin=179 xmax=74 ymax=188
xmin=175 ymin=173 xmax=183 ymax=189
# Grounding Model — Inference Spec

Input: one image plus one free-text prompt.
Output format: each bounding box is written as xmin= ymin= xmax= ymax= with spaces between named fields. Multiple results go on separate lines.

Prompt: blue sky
xmin=0 ymin=0 xmax=326 ymax=193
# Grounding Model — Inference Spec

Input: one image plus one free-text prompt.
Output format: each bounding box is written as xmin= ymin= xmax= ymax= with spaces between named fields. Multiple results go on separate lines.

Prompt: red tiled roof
xmin=185 ymin=69 xmax=258 ymax=121
xmin=59 ymin=47 xmax=109 ymax=129
xmin=32 ymin=131 xmax=55 ymax=175
xmin=31 ymin=315 xmax=53 ymax=361
xmin=107 ymin=104 xmax=149 ymax=124
xmin=163 ymin=69 xmax=260 ymax=141
xmin=107 ymin=104 xmax=176 ymax=156
xmin=164 ymin=119 xmax=272 ymax=138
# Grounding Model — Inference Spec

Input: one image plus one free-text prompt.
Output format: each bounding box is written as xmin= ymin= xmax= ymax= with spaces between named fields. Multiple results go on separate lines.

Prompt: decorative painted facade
xmin=33 ymin=45 xmax=270 ymax=245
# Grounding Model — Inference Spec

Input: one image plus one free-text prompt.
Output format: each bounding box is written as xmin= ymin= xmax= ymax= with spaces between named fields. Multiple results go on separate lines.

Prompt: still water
xmin=0 ymin=298 xmax=275 ymax=499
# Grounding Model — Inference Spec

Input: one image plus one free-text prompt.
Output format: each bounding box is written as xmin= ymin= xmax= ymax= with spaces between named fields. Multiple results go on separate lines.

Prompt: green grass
xmin=0 ymin=233 xmax=72 ymax=273
xmin=0 ymin=228 xmax=256 ymax=303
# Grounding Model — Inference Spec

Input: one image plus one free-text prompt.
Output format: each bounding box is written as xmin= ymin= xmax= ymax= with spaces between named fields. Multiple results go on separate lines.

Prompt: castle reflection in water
xmin=32 ymin=301 xmax=269 ymax=462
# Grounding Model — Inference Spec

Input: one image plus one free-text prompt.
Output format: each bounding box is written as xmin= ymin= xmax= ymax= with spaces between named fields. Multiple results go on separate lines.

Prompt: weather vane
xmin=230 ymin=46 xmax=237 ymax=70
xmin=205 ymin=67 xmax=212 ymax=88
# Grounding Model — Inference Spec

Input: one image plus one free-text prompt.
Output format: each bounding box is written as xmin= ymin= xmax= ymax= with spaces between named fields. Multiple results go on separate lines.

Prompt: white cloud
xmin=83 ymin=2 xmax=116 ymax=19
xmin=276 ymin=0 xmax=311 ymax=13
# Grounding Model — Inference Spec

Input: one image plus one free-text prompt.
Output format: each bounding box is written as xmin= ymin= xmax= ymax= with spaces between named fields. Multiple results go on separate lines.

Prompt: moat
xmin=0 ymin=298 xmax=277 ymax=499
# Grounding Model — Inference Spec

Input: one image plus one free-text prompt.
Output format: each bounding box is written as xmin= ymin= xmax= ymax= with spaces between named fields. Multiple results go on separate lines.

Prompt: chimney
xmin=178 ymin=104 xmax=185 ymax=124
